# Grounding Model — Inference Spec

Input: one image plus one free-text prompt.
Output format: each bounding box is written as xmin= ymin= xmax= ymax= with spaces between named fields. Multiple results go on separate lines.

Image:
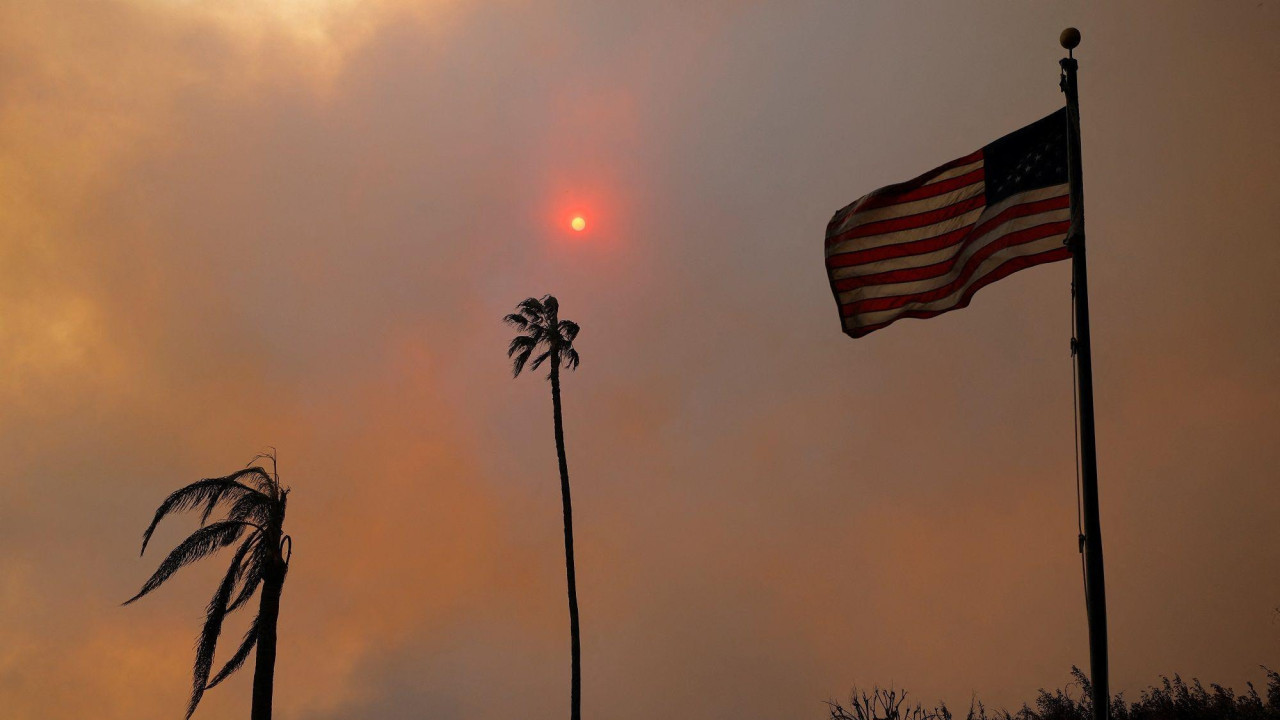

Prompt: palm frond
xmin=226 ymin=567 xmax=264 ymax=614
xmin=517 ymin=297 xmax=546 ymax=320
xmin=225 ymin=492 xmax=271 ymax=525
xmin=503 ymin=313 xmax=529 ymax=330
xmin=564 ymin=348 xmax=581 ymax=370
xmin=558 ymin=320 xmax=580 ymax=343
xmin=226 ymin=540 xmax=267 ymax=613
xmin=222 ymin=533 xmax=260 ymax=607
xmin=511 ymin=346 xmax=534 ymax=378
xmin=226 ymin=466 xmax=276 ymax=491
xmin=140 ymin=473 xmax=270 ymax=555
xmin=204 ymin=614 xmax=260 ymax=690
xmin=198 ymin=477 xmax=265 ymax=526
xmin=529 ymin=350 xmax=552 ymax=371
xmin=124 ymin=522 xmax=256 ymax=606
xmin=237 ymin=463 xmax=278 ymax=495
xmin=187 ymin=536 xmax=256 ymax=719
xmin=507 ymin=335 xmax=536 ymax=357
xmin=541 ymin=295 xmax=559 ymax=317
xmin=226 ymin=533 xmax=264 ymax=597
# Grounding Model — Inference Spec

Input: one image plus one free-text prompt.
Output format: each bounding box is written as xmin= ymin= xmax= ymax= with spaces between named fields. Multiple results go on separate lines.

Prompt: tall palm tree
xmin=504 ymin=295 xmax=584 ymax=720
xmin=125 ymin=452 xmax=292 ymax=720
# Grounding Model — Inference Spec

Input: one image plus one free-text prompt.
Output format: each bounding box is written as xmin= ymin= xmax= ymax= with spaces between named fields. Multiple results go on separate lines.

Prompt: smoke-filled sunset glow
xmin=2 ymin=2 xmax=1279 ymax=720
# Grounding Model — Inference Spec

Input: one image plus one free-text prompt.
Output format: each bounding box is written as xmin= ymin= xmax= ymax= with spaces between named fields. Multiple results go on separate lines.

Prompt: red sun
xmin=570 ymin=216 xmax=586 ymax=232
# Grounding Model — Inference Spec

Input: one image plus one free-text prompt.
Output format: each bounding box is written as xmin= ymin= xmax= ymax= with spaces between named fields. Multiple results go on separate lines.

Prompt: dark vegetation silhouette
xmin=829 ymin=667 xmax=1280 ymax=720
xmin=504 ymin=294 xmax=584 ymax=720
xmin=125 ymin=452 xmax=292 ymax=720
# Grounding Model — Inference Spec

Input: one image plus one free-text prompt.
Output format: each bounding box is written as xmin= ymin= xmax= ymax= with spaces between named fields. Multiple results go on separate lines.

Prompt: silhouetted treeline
xmin=830 ymin=667 xmax=1280 ymax=720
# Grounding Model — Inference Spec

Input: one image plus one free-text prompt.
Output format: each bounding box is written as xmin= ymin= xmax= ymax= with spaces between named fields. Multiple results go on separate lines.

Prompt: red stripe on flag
xmin=852 ymin=167 xmax=985 ymax=214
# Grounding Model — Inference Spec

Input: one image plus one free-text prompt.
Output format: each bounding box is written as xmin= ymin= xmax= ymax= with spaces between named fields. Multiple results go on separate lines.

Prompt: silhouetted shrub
xmin=830 ymin=667 xmax=1280 ymax=720
xmin=827 ymin=686 xmax=957 ymax=720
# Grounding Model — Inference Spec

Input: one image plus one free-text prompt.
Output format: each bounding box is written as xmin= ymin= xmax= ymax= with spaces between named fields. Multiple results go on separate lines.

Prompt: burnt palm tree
xmin=125 ymin=452 xmax=292 ymax=720
xmin=504 ymin=295 xmax=584 ymax=720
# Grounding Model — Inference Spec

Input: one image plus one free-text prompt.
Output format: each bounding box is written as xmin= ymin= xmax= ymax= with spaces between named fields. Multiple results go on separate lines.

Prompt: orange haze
xmin=1 ymin=2 xmax=1278 ymax=718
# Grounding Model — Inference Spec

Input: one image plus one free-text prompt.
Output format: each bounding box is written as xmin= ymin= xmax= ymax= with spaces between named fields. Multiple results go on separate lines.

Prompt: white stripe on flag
xmin=926 ymin=158 xmax=984 ymax=183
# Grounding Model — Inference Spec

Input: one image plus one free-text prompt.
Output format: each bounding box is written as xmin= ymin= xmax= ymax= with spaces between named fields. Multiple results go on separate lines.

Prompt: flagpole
xmin=1059 ymin=27 xmax=1110 ymax=720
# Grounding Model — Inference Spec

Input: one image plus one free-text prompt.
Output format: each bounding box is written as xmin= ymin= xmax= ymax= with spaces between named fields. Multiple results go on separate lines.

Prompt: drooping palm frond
xmin=226 ymin=532 xmax=262 ymax=587
xmin=199 ymin=475 xmax=267 ymax=526
xmin=187 ymin=534 xmax=260 ymax=718
xmin=226 ymin=491 xmax=272 ymax=525
xmin=140 ymin=471 xmax=271 ymax=554
xmin=502 ymin=313 xmax=529 ymax=331
xmin=529 ymin=350 xmax=553 ymax=371
xmin=226 ymin=540 xmax=267 ymax=613
xmin=511 ymin=351 xmax=534 ymax=378
xmin=125 ymin=521 xmax=257 ymax=605
xmin=507 ymin=336 xmax=534 ymax=353
xmin=205 ymin=614 xmax=261 ymax=690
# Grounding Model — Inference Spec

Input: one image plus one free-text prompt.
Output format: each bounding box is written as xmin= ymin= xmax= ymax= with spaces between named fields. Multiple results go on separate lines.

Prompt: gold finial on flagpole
xmin=1060 ymin=27 xmax=1081 ymax=52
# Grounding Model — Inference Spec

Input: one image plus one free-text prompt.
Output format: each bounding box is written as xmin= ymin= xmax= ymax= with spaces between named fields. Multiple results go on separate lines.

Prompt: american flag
xmin=825 ymin=109 xmax=1071 ymax=338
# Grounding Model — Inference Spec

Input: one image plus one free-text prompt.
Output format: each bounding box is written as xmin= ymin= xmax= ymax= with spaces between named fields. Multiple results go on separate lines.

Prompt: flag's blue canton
xmin=984 ymin=108 xmax=1069 ymax=206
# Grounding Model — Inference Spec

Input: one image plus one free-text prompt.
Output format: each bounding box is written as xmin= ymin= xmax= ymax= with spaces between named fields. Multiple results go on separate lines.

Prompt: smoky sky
xmin=2 ymin=1 xmax=1279 ymax=718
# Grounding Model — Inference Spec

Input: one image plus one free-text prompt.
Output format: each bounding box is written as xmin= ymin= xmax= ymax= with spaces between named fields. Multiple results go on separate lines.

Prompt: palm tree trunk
xmin=550 ymin=365 xmax=581 ymax=720
xmin=251 ymin=560 xmax=285 ymax=720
